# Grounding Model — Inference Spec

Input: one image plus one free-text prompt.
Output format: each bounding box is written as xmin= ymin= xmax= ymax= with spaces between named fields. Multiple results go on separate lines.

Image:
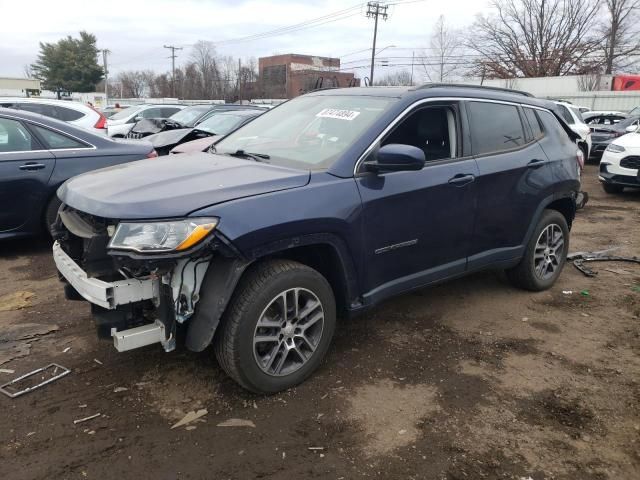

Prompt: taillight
xmin=94 ymin=113 xmax=107 ymax=129
xmin=576 ymin=148 xmax=585 ymax=171
xmin=147 ymin=150 xmax=158 ymax=159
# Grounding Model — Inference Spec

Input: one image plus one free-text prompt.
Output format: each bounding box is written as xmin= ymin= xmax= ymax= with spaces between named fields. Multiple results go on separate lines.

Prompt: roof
xmin=307 ymin=84 xmax=550 ymax=108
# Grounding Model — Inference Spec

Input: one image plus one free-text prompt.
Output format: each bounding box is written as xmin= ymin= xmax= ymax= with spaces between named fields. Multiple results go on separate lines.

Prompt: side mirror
xmin=364 ymin=144 xmax=425 ymax=173
xmin=625 ymin=124 xmax=639 ymax=133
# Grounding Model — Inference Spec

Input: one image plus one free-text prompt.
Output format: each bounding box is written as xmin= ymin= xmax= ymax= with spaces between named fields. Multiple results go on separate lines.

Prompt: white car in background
xmin=553 ymin=101 xmax=592 ymax=158
xmin=599 ymin=127 xmax=640 ymax=193
xmin=0 ymin=97 xmax=107 ymax=134
xmin=106 ymin=104 xmax=185 ymax=137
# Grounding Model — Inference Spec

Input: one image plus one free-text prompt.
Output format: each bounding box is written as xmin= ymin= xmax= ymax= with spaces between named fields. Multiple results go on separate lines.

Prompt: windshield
xmin=109 ymin=105 xmax=143 ymax=121
xmin=215 ymin=95 xmax=394 ymax=170
xmin=195 ymin=113 xmax=254 ymax=136
xmin=169 ymin=105 xmax=212 ymax=127
xmin=629 ymin=107 xmax=640 ymax=116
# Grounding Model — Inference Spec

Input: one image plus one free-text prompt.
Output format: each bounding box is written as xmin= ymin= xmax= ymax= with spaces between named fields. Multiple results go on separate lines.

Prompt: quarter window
xmin=0 ymin=118 xmax=38 ymax=152
xmin=32 ymin=125 xmax=88 ymax=149
xmin=468 ymin=102 xmax=525 ymax=156
xmin=524 ymin=108 xmax=544 ymax=140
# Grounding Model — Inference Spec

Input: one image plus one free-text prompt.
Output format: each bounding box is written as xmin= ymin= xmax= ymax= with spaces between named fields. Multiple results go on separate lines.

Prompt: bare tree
xmin=468 ymin=0 xmax=602 ymax=78
xmin=117 ymin=70 xmax=148 ymax=98
xmin=601 ymin=0 xmax=640 ymax=74
xmin=577 ymin=72 xmax=604 ymax=90
xmin=421 ymin=15 xmax=463 ymax=82
xmin=374 ymin=70 xmax=413 ymax=86
xmin=190 ymin=40 xmax=218 ymax=98
xmin=23 ymin=64 xmax=33 ymax=79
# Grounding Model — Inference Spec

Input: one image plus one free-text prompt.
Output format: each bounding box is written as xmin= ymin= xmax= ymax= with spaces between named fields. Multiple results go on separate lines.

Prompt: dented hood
xmin=58 ymin=153 xmax=310 ymax=220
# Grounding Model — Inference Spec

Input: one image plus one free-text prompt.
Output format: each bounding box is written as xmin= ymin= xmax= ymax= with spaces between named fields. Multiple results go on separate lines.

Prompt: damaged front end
xmin=52 ymin=205 xmax=234 ymax=353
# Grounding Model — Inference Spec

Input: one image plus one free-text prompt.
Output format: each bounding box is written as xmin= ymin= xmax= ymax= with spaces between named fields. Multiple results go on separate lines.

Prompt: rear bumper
xmin=53 ymin=241 xmax=159 ymax=309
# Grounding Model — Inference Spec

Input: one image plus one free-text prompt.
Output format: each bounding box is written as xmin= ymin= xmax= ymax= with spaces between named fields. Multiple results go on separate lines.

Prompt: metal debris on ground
xmin=113 ymin=387 xmax=128 ymax=393
xmin=73 ymin=413 xmax=101 ymax=425
xmin=93 ymin=359 xmax=103 ymax=365
xmin=217 ymin=418 xmax=256 ymax=428
xmin=0 ymin=363 xmax=70 ymax=399
xmin=0 ymin=368 xmax=15 ymax=374
xmin=567 ymin=249 xmax=640 ymax=277
xmin=171 ymin=409 xmax=208 ymax=429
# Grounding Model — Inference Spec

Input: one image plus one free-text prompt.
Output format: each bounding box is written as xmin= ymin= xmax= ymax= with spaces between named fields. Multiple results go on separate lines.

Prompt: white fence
xmin=541 ymin=91 xmax=640 ymax=111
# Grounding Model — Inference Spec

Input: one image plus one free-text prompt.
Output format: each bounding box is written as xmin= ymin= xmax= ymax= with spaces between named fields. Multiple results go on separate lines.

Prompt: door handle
xmin=19 ymin=163 xmax=46 ymax=171
xmin=448 ymin=173 xmax=475 ymax=186
xmin=527 ymin=159 xmax=546 ymax=169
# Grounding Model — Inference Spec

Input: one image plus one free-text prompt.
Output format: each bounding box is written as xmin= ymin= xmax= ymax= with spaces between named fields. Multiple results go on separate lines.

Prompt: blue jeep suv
xmin=52 ymin=85 xmax=581 ymax=393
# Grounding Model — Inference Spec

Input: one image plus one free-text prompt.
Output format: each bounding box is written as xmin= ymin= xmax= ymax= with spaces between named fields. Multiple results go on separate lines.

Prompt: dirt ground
xmin=1 ymin=164 xmax=639 ymax=480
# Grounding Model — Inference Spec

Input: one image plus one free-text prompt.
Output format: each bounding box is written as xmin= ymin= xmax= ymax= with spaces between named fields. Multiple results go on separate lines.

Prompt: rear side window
xmin=467 ymin=102 xmax=525 ymax=156
xmin=523 ymin=108 xmax=544 ymax=140
xmin=54 ymin=106 xmax=84 ymax=121
xmin=32 ymin=125 xmax=89 ymax=149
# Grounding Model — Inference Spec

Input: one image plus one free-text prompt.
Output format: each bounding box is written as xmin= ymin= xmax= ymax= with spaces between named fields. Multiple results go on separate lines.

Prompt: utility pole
xmin=366 ymin=2 xmax=388 ymax=86
xmin=164 ymin=45 xmax=183 ymax=98
xmin=101 ymin=49 xmax=110 ymax=105
xmin=410 ymin=51 xmax=414 ymax=85
xmin=238 ymin=58 xmax=242 ymax=103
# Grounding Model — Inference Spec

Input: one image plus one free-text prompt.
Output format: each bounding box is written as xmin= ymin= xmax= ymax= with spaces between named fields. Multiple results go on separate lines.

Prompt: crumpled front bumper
xmin=53 ymin=241 xmax=159 ymax=310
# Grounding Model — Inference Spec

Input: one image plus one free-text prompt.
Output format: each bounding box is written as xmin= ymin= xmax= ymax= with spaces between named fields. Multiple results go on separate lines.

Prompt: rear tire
xmin=507 ymin=210 xmax=569 ymax=292
xmin=44 ymin=196 xmax=62 ymax=236
xmin=214 ymin=259 xmax=336 ymax=394
xmin=602 ymin=183 xmax=623 ymax=194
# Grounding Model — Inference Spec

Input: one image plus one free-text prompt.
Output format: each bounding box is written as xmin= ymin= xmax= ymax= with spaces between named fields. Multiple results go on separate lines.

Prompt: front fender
xmin=185 ymin=256 xmax=250 ymax=352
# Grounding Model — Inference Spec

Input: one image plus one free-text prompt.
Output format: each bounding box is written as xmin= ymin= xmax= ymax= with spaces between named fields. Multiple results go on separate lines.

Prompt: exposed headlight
xmin=605 ymin=143 xmax=625 ymax=153
xmin=108 ymin=218 xmax=219 ymax=253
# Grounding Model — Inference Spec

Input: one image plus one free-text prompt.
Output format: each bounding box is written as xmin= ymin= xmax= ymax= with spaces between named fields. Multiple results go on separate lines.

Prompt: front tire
xmin=602 ymin=183 xmax=624 ymax=194
xmin=214 ymin=260 xmax=336 ymax=394
xmin=507 ymin=210 xmax=569 ymax=291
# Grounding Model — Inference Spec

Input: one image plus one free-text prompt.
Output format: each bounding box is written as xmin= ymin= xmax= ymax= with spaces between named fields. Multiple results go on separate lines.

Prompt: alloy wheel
xmin=253 ymin=288 xmax=325 ymax=377
xmin=533 ymin=223 xmax=565 ymax=280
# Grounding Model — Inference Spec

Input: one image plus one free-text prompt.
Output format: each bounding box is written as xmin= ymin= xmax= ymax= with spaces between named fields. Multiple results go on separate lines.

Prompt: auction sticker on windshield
xmin=316 ymin=108 xmax=361 ymax=121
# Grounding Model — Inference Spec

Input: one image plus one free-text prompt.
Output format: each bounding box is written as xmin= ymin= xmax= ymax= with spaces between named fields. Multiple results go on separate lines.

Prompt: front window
xmin=215 ymin=95 xmax=395 ymax=170
xmin=169 ymin=106 xmax=212 ymax=127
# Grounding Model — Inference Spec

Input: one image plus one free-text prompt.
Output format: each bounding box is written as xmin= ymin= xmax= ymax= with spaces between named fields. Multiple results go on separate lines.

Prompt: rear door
xmin=465 ymin=101 xmax=554 ymax=270
xmin=0 ymin=116 xmax=55 ymax=232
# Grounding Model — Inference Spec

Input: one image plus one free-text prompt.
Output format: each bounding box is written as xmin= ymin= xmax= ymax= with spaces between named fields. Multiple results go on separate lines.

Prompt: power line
xmin=164 ymin=45 xmax=183 ymax=97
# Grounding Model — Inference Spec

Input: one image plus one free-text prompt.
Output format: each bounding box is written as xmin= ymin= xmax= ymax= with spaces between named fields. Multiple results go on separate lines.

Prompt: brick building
xmin=256 ymin=54 xmax=359 ymax=99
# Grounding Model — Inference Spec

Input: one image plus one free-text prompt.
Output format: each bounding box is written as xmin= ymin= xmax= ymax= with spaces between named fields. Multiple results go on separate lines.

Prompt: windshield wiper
xmin=226 ymin=149 xmax=270 ymax=163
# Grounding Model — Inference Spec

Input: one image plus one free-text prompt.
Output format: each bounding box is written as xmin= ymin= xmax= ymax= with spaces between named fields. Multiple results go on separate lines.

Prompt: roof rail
xmin=415 ymin=83 xmax=534 ymax=97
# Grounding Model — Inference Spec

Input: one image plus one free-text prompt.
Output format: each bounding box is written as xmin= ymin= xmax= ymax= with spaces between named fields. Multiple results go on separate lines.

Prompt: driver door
xmin=355 ymin=102 xmax=478 ymax=303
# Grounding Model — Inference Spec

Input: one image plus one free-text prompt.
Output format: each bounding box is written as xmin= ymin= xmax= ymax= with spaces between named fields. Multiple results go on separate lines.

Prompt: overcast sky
xmin=0 ymin=0 xmax=489 ymax=81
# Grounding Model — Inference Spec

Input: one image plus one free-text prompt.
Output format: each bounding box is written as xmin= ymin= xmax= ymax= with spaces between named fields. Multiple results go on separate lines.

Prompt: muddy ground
xmin=1 ymin=165 xmax=639 ymax=480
